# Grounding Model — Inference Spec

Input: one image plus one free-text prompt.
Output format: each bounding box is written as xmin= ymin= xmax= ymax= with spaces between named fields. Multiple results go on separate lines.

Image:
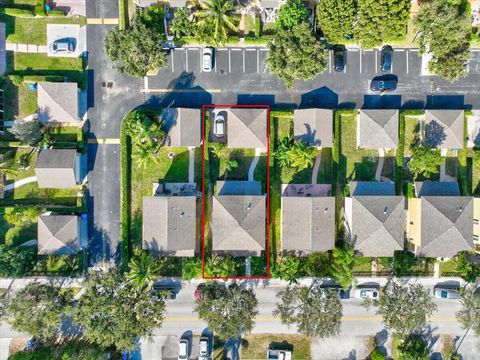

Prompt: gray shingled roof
xmin=163 ymin=108 xmax=201 ymax=147
xmin=35 ymin=149 xmax=77 ymax=189
xmin=415 ymin=181 xmax=460 ymax=197
xmin=281 ymin=196 xmax=335 ymax=255
xmin=350 ymin=181 xmax=395 ymax=196
xmin=212 ymin=195 xmax=265 ymax=256
xmin=0 ymin=23 xmax=6 ymax=77
xmin=38 ymin=215 xmax=79 ymax=255
xmin=216 ymin=180 xmax=262 ymax=195
xmin=425 ymin=110 xmax=464 ymax=149
xmin=350 ymin=196 xmax=404 ymax=256
xmin=220 ymin=108 xmax=267 ymax=149
xmin=418 ymin=196 xmax=473 ymax=257
xmin=37 ymin=82 xmax=79 ymax=124
xmin=142 ymin=196 xmax=197 ymax=256
xmin=358 ymin=110 xmax=399 ymax=149
xmin=293 ymin=109 xmax=333 ymax=147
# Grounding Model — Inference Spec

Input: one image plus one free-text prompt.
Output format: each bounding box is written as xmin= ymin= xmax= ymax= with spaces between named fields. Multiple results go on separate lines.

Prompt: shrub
xmin=405 ymin=181 xmax=415 ymax=198
xmin=254 ymin=17 xmax=261 ymax=37
xmin=0 ymin=245 xmax=37 ymax=276
xmin=398 ymin=334 xmax=429 ymax=360
xmin=306 ymin=252 xmax=331 ymax=277
xmin=370 ymin=347 xmax=386 ymax=360
xmin=343 ymin=184 xmax=350 ymax=197
xmin=182 ymin=257 xmax=202 ymax=280
xmin=22 ymin=75 xmax=65 ymax=83
xmin=5 ymin=227 xmax=22 ymax=246
xmin=2 ymin=8 xmax=35 ymax=17
xmin=47 ymin=9 xmax=65 ymax=16
xmin=454 ymin=252 xmax=480 ymax=283
xmin=4 ymin=208 xmax=39 ymax=227
xmin=8 ymin=75 xmax=23 ymax=87
xmin=277 ymin=0 xmax=310 ymax=30
xmin=34 ymin=5 xmax=46 ymax=16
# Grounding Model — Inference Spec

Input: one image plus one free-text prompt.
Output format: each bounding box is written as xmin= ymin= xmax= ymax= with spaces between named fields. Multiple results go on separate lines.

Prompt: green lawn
xmin=241 ymin=334 xmax=311 ymax=360
xmin=36 ymin=253 xmax=83 ymax=275
xmin=340 ymin=113 xmax=378 ymax=182
xmin=0 ymin=207 xmax=37 ymax=246
xmin=404 ymin=116 xmax=420 ymax=157
xmin=352 ymin=256 xmax=373 ymax=274
xmin=439 ymin=259 xmax=458 ymax=276
xmin=1 ymin=15 xmax=85 ymax=45
xmin=473 ymin=157 xmax=480 ymax=195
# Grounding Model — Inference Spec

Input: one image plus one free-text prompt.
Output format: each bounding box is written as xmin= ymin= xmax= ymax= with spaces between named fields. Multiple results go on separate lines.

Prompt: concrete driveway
xmin=47 ymin=24 xmax=86 ymax=58
xmin=52 ymin=0 xmax=86 ymax=16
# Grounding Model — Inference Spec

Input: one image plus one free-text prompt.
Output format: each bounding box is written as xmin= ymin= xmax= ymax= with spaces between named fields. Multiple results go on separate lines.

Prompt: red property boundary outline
xmin=200 ymin=104 xmax=271 ymax=280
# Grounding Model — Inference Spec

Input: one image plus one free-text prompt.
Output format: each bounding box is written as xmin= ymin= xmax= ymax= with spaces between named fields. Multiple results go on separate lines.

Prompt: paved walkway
xmin=5 ymin=43 xmax=47 ymax=53
xmin=188 ymin=147 xmax=195 ymax=184
xmin=375 ymin=149 xmax=385 ymax=181
xmin=248 ymin=148 xmax=261 ymax=181
xmin=3 ymin=176 xmax=37 ymax=192
xmin=311 ymin=147 xmax=322 ymax=184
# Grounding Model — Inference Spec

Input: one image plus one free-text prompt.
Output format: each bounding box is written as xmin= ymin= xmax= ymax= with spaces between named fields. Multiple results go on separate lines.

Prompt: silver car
xmin=178 ymin=339 xmax=189 ymax=360
xmin=434 ymin=287 xmax=460 ymax=300
xmin=202 ymin=47 xmax=213 ymax=72
xmin=52 ymin=38 xmax=75 ymax=53
xmin=213 ymin=113 xmax=225 ymax=137
xmin=199 ymin=337 xmax=210 ymax=360
xmin=353 ymin=288 xmax=380 ymax=300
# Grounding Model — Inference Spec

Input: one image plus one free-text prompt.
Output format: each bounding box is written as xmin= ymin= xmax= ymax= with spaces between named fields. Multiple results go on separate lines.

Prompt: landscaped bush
xmin=34 ymin=5 xmax=46 ymax=16
xmin=305 ymin=251 xmax=331 ymax=277
xmin=404 ymin=181 xmax=415 ymax=198
xmin=22 ymin=75 xmax=65 ymax=83
xmin=393 ymin=251 xmax=435 ymax=276
xmin=254 ymin=16 xmax=261 ymax=37
xmin=8 ymin=75 xmax=23 ymax=87
xmin=0 ymin=244 xmax=37 ymax=276
xmin=454 ymin=252 xmax=480 ymax=282
xmin=1 ymin=8 xmax=35 ymax=17
xmin=120 ymin=113 xmax=133 ymax=269
xmin=370 ymin=347 xmax=387 ymax=360
xmin=182 ymin=257 xmax=202 ymax=280
xmin=47 ymin=9 xmax=65 ymax=16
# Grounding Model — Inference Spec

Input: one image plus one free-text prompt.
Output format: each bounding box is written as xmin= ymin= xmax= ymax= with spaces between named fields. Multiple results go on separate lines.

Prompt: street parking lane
xmin=186 ymin=48 xmax=200 ymax=74
xmin=346 ymin=50 xmax=359 ymax=75
xmin=215 ymin=48 xmax=229 ymax=74
xmin=230 ymin=48 xmax=243 ymax=73
xmin=361 ymin=49 xmax=375 ymax=74
xmin=173 ymin=48 xmax=186 ymax=74
xmin=245 ymin=48 xmax=258 ymax=73
xmin=408 ymin=49 xmax=422 ymax=76
xmin=392 ymin=49 xmax=407 ymax=75
xmin=259 ymin=49 xmax=268 ymax=73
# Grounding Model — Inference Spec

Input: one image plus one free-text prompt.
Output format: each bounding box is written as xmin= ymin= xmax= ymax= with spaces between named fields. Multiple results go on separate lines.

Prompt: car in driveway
xmin=213 ymin=113 xmax=225 ymax=137
xmin=353 ymin=285 xmax=380 ymax=300
xmin=199 ymin=337 xmax=210 ymax=360
xmin=267 ymin=349 xmax=292 ymax=360
xmin=370 ymin=75 xmax=397 ymax=92
xmin=178 ymin=339 xmax=189 ymax=360
xmin=333 ymin=46 xmax=345 ymax=72
xmin=434 ymin=286 xmax=460 ymax=300
xmin=380 ymin=45 xmax=393 ymax=72
xmin=52 ymin=38 xmax=75 ymax=53
xmin=319 ymin=284 xmax=350 ymax=299
xmin=203 ymin=47 xmax=214 ymax=72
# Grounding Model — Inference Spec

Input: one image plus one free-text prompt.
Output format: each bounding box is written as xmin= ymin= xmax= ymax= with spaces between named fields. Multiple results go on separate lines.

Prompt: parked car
xmin=370 ymin=75 xmax=397 ymax=92
xmin=380 ymin=45 xmax=393 ymax=72
xmin=152 ymin=284 xmax=176 ymax=300
xmin=267 ymin=349 xmax=292 ymax=360
xmin=319 ymin=284 xmax=350 ymax=299
xmin=434 ymin=286 xmax=460 ymax=300
xmin=199 ymin=337 xmax=210 ymax=360
xmin=52 ymin=38 xmax=75 ymax=53
xmin=213 ymin=113 xmax=225 ymax=137
xmin=353 ymin=286 xmax=380 ymax=300
xmin=203 ymin=47 xmax=214 ymax=72
xmin=333 ymin=46 xmax=346 ymax=72
xmin=178 ymin=339 xmax=189 ymax=360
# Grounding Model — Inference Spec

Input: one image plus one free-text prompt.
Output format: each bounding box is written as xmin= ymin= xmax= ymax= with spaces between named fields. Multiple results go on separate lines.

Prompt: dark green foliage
xmin=277 ymin=0 xmax=310 ymax=30
xmin=194 ymin=0 xmax=238 ymax=46
xmin=404 ymin=181 xmax=415 ymax=198
xmin=305 ymin=252 xmax=331 ymax=277
xmin=330 ymin=246 xmax=356 ymax=289
xmin=316 ymin=0 xmax=356 ymax=43
xmin=456 ymin=288 xmax=480 ymax=336
xmin=273 ymin=284 xmax=342 ymax=337
xmin=271 ymin=256 xmax=305 ymax=284
xmin=194 ymin=282 xmax=258 ymax=341
xmin=8 ymin=341 xmax=109 ymax=360
xmin=407 ymin=146 xmax=443 ymax=180
xmin=355 ymin=0 xmax=411 ymax=48
xmin=9 ymin=118 xmax=43 ymax=145
xmin=454 ymin=252 xmax=480 ymax=282
xmin=171 ymin=7 xmax=195 ymax=37
xmin=414 ymin=0 xmax=470 ymax=80
xmin=104 ymin=9 xmax=167 ymax=77
xmin=0 ymin=245 xmax=36 ymax=276
xmin=393 ymin=251 xmax=435 ymax=276
xmin=396 ymin=114 xmax=405 ymax=194
xmin=370 ymin=347 xmax=387 ymax=360
xmin=398 ymin=334 xmax=430 ymax=360
xmin=182 ymin=257 xmax=203 ymax=280
xmin=266 ymin=22 xmax=327 ymax=88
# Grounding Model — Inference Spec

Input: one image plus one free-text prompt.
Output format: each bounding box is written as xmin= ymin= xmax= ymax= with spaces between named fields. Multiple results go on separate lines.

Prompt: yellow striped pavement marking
xmin=88 ymin=138 xmax=120 ymax=144
xmin=86 ymin=18 xmax=103 ymax=24
xmin=145 ymin=88 xmax=222 ymax=93
xmin=103 ymin=18 xmax=119 ymax=25
xmin=163 ymin=315 xmax=458 ymax=322
xmin=87 ymin=18 xmax=119 ymax=25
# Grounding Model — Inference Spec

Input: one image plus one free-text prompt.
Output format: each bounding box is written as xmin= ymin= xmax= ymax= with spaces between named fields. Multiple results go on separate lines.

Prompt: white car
xmin=434 ymin=287 xmax=460 ymax=300
xmin=202 ymin=48 xmax=213 ymax=72
xmin=353 ymin=288 xmax=380 ymax=300
xmin=199 ymin=337 xmax=210 ymax=360
xmin=178 ymin=339 xmax=189 ymax=360
xmin=213 ymin=113 xmax=225 ymax=137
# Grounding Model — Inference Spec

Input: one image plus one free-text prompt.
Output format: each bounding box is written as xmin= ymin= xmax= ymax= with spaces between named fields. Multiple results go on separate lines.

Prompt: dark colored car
xmin=52 ymin=38 xmax=75 ymax=53
xmin=380 ymin=45 xmax=393 ymax=72
xmin=370 ymin=75 xmax=397 ymax=92
xmin=333 ymin=46 xmax=345 ymax=72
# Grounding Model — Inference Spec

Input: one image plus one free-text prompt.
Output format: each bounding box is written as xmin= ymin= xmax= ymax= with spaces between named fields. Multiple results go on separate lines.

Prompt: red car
xmin=195 ymin=283 xmax=206 ymax=300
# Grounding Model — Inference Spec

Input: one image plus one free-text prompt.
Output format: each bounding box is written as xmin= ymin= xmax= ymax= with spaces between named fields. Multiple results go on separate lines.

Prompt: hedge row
xmin=1 ymin=8 xmax=34 ymax=17
xmin=120 ymin=113 xmax=132 ymax=269
xmin=395 ymin=113 xmax=406 ymax=195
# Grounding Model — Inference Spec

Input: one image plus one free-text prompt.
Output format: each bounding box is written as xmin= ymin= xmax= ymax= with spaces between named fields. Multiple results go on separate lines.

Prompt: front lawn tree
xmin=71 ymin=269 xmax=165 ymax=351
xmin=266 ymin=22 xmax=328 ymax=88
xmin=9 ymin=118 xmax=42 ymax=145
xmin=194 ymin=282 xmax=258 ymax=341
xmin=456 ymin=289 xmax=480 ymax=336
xmin=277 ymin=0 xmax=310 ymax=30
xmin=414 ymin=0 xmax=470 ymax=81
xmin=194 ymin=0 xmax=238 ymax=46
xmin=273 ymin=284 xmax=342 ymax=338
xmin=105 ymin=13 xmax=167 ymax=77
xmin=8 ymin=282 xmax=71 ymax=341
xmin=355 ymin=0 xmax=411 ymax=48
xmin=127 ymin=250 xmax=160 ymax=288
xmin=316 ymin=0 xmax=356 ymax=44
xmin=407 ymin=146 xmax=443 ymax=180
xmin=329 ymin=246 xmax=356 ymax=289
xmin=363 ymin=279 xmax=437 ymax=337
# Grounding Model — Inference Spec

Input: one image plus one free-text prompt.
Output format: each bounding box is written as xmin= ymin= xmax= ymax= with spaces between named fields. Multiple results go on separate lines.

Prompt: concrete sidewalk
xmin=5 ymin=43 xmax=47 ymax=53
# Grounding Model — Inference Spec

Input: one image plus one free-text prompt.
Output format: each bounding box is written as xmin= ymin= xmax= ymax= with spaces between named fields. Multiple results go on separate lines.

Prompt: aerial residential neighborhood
xmin=1 ymin=0 xmax=480 ymax=358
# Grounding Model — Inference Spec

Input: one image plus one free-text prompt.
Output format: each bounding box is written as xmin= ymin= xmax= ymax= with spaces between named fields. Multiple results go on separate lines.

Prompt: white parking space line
xmin=374 ymin=51 xmax=378 ymax=73
xmin=344 ymin=58 xmax=346 ymax=73
xmin=243 ymin=49 xmax=245 ymax=73
xmin=329 ymin=50 xmax=332 ymax=73
xmin=228 ymin=48 xmax=231 ymax=73
xmin=391 ymin=53 xmax=394 ymax=73
xmin=257 ymin=49 xmax=259 ymax=73
xmin=171 ymin=51 xmax=174 ymax=72
xmin=360 ymin=49 xmax=362 ymax=74
xmin=410 ymin=49 xmax=419 ymax=52
xmin=186 ymin=49 xmax=189 ymax=72
xmin=406 ymin=50 xmax=409 ymax=74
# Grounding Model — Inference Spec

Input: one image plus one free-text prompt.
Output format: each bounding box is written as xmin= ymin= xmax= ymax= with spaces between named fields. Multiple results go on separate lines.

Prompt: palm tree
xmin=287 ymin=141 xmax=316 ymax=171
xmin=134 ymin=145 xmax=151 ymax=169
xmin=330 ymin=247 xmax=357 ymax=289
xmin=194 ymin=0 xmax=238 ymax=46
xmin=127 ymin=251 xmax=161 ymax=288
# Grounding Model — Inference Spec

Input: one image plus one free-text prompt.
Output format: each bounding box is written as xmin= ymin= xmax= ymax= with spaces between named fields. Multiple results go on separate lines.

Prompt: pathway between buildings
xmin=188 ymin=147 xmax=195 ymax=184
xmin=248 ymin=148 xmax=262 ymax=181
xmin=3 ymin=176 xmax=37 ymax=192
xmin=311 ymin=147 xmax=322 ymax=184
xmin=375 ymin=149 xmax=385 ymax=181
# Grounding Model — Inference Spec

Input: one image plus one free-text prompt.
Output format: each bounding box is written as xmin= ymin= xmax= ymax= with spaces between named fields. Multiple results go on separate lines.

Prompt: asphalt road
xmin=86 ymin=0 xmax=142 ymax=266
xmin=147 ymin=47 xmax=480 ymax=110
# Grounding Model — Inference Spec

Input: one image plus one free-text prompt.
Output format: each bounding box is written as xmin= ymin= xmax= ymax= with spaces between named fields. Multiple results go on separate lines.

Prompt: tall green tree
xmin=0 ymin=245 xmax=36 ymax=276
xmin=363 ymin=279 xmax=437 ymax=337
xmin=407 ymin=146 xmax=443 ymax=180
xmin=266 ymin=22 xmax=328 ymax=88
xmin=414 ymin=0 xmax=470 ymax=81
xmin=277 ymin=0 xmax=310 ymax=30
xmin=287 ymin=141 xmax=316 ymax=171
xmin=456 ymin=288 xmax=480 ymax=336
xmin=355 ymin=0 xmax=411 ymax=48
xmin=398 ymin=334 xmax=430 ymax=360
xmin=194 ymin=282 xmax=258 ymax=341
xmin=71 ymin=269 xmax=165 ymax=351
xmin=194 ymin=0 xmax=238 ymax=46
xmin=329 ymin=246 xmax=356 ymax=289
xmin=316 ymin=0 xmax=356 ymax=44
xmin=171 ymin=7 xmax=195 ymax=37
xmin=271 ymin=256 xmax=304 ymax=284
xmin=8 ymin=283 xmax=71 ymax=341
xmin=105 ymin=12 xmax=167 ymax=77
xmin=4 ymin=208 xmax=40 ymax=227
xmin=273 ymin=284 xmax=342 ymax=337
xmin=9 ymin=118 xmax=42 ymax=145
xmin=127 ymin=250 xmax=160 ymax=288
